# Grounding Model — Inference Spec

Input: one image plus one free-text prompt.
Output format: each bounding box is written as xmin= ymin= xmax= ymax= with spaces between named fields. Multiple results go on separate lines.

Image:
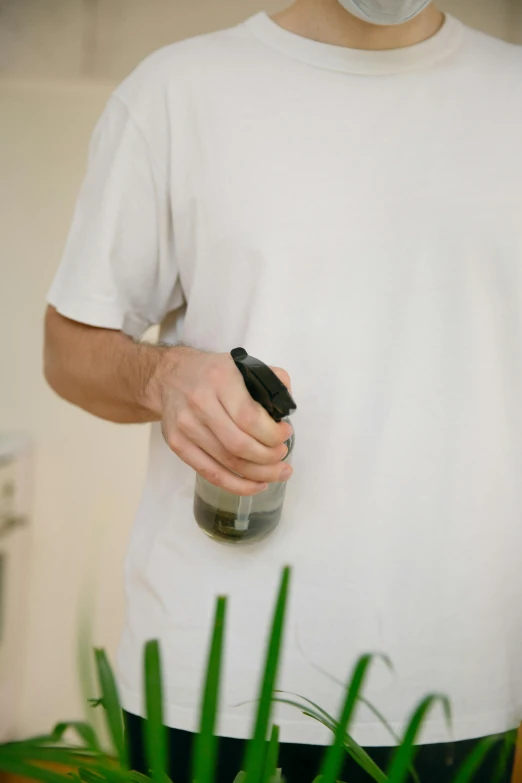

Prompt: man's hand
xmin=43 ymin=309 xmax=292 ymax=496
xmin=147 ymin=348 xmax=293 ymax=496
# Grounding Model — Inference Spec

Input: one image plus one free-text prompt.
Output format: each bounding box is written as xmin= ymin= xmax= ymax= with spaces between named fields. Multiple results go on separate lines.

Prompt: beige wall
xmin=439 ymin=0 xmax=517 ymax=41
xmin=0 ymin=79 xmax=148 ymax=735
xmin=1 ymin=0 xmax=520 ymax=82
xmin=0 ymin=0 xmax=286 ymax=81
xmin=0 ymin=0 xmax=520 ymax=739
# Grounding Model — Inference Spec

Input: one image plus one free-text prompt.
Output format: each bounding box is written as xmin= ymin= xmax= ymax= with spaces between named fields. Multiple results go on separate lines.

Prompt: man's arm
xmin=44 ymin=305 xmax=166 ymax=424
xmin=43 ymin=306 xmax=293 ymax=495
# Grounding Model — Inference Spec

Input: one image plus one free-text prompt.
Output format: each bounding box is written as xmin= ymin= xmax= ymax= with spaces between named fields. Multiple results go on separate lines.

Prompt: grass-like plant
xmin=0 ymin=568 xmax=515 ymax=783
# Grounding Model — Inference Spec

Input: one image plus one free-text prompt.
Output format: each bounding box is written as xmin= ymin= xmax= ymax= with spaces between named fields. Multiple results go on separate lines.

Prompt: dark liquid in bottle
xmin=194 ymin=494 xmax=281 ymax=545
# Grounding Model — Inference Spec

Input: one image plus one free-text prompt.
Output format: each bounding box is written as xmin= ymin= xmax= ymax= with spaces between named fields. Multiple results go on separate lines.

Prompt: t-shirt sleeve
xmin=47 ymin=94 xmax=182 ymax=339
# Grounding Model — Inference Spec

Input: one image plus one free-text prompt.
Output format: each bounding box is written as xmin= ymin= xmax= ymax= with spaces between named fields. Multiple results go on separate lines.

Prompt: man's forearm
xmin=43 ymin=306 xmax=176 ymax=424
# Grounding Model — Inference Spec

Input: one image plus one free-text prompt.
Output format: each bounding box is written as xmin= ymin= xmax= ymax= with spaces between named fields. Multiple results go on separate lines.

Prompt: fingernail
xmin=280 ymin=466 xmax=293 ymax=480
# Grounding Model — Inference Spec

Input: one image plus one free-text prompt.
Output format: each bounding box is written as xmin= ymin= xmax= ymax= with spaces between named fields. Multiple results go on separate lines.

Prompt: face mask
xmin=338 ymin=0 xmax=432 ymax=26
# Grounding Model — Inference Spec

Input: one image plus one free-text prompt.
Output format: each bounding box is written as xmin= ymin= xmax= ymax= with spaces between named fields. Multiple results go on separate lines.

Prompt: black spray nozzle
xmin=231 ymin=347 xmax=296 ymax=423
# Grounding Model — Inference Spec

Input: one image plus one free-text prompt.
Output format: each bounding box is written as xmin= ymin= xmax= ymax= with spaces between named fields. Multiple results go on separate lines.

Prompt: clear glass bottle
xmin=194 ymin=348 xmax=296 ymax=545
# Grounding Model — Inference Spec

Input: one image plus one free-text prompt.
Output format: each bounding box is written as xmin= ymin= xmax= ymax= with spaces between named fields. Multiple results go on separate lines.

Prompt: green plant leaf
xmin=386 ymin=695 xmax=451 ymax=783
xmin=243 ymin=567 xmax=291 ymax=783
xmin=262 ymin=725 xmax=280 ymax=783
xmin=193 ymin=596 xmax=227 ymax=783
xmin=492 ymin=730 xmax=518 ymax=783
xmin=0 ymin=746 xmax=99 ymax=768
xmin=450 ymin=732 xmax=516 ymax=783
xmin=275 ymin=664 xmax=393 ymax=783
xmin=354 ymin=699 xmax=420 ymax=783
xmin=289 ymin=639 xmax=415 ymax=782
xmin=77 ymin=766 xmax=129 ymax=783
xmin=94 ymin=649 xmax=128 ymax=769
xmin=78 ymin=768 xmax=105 ymax=783
xmin=144 ymin=640 xmax=167 ymax=783
xmin=356 ymin=699 xmax=402 ymax=746
xmin=278 ymin=647 xmax=407 ymax=782
xmin=0 ymin=757 xmax=74 ymax=783
xmin=232 ymin=774 xmax=246 ymax=783
xmin=76 ymin=764 xmax=125 ymax=783
xmin=449 ymin=737 xmax=498 ymax=783
xmin=274 ymin=691 xmax=336 ymax=724
xmin=51 ymin=722 xmax=102 ymax=752
xmin=3 ymin=721 xmax=96 ymax=750
xmin=128 ymin=772 xmax=154 ymax=783
xmin=285 ymin=691 xmax=418 ymax=783
xmin=273 ymin=696 xmax=336 ymax=730
xmin=319 ymin=655 xmax=379 ymax=783
xmin=278 ymin=690 xmax=412 ymax=781
xmin=3 ymin=734 xmax=61 ymax=747
xmin=81 ymin=764 xmax=124 ymax=779
xmin=77 ymin=512 xmax=107 ymax=743
xmin=272 ymin=697 xmax=387 ymax=783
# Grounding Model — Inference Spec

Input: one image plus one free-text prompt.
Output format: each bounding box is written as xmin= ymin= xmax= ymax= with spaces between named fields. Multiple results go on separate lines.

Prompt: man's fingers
xmin=161 ymin=352 xmax=294 ymax=480
xmin=166 ymin=431 xmax=268 ymax=496
xmin=218 ymin=387 xmax=292 ymax=448
xmin=270 ymin=366 xmax=293 ymax=395
xmin=191 ymin=395 xmax=289 ymax=462
xmin=177 ymin=414 xmax=293 ymax=483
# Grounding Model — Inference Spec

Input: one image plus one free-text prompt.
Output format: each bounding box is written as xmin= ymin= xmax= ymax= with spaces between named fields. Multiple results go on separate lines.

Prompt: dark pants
xmin=123 ymin=711 xmax=516 ymax=783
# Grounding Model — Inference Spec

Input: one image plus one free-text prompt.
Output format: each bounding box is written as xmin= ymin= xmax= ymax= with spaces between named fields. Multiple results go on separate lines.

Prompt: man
xmin=44 ymin=0 xmax=522 ymax=780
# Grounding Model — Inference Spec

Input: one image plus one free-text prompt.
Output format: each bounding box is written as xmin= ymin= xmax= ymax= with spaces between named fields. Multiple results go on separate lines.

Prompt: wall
xmin=0 ymin=0 xmax=520 ymax=739
xmin=0 ymin=0 xmax=286 ymax=81
xmin=0 ymin=79 xmax=147 ymax=734
xmin=439 ymin=0 xmax=520 ymax=41
xmin=0 ymin=0 xmax=520 ymax=83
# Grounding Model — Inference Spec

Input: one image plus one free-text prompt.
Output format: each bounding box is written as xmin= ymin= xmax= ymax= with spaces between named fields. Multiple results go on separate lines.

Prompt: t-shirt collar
xmin=243 ymin=11 xmax=464 ymax=75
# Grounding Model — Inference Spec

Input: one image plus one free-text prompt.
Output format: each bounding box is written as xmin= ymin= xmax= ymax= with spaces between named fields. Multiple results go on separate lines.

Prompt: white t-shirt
xmin=48 ymin=13 xmax=522 ymax=747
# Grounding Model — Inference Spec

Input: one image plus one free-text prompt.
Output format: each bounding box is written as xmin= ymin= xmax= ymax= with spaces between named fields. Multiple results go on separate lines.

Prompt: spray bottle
xmin=193 ymin=348 xmax=296 ymax=544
